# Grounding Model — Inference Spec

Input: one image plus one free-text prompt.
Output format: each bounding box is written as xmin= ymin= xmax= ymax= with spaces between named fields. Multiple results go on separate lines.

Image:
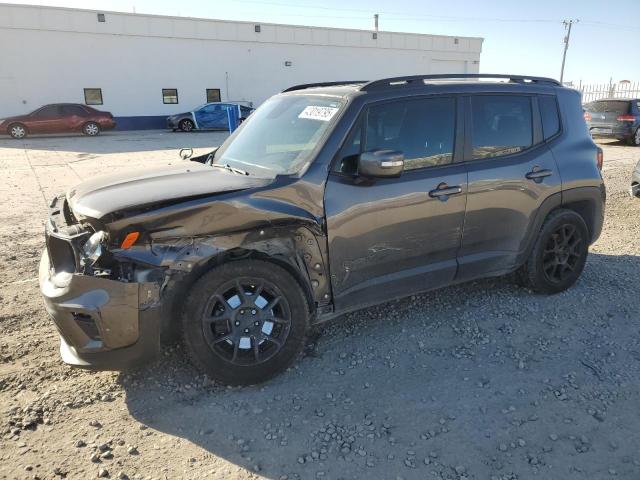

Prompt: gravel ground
xmin=0 ymin=131 xmax=638 ymax=480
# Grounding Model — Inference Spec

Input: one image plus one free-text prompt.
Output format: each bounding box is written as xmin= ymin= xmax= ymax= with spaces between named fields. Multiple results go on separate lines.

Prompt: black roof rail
xmin=361 ymin=74 xmax=561 ymax=91
xmin=282 ymin=81 xmax=367 ymax=93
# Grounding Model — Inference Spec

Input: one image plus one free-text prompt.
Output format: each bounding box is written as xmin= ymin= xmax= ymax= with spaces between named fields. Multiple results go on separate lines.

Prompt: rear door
xmin=61 ymin=105 xmax=88 ymax=131
xmin=457 ymin=94 xmax=561 ymax=280
xmin=325 ymin=95 xmax=467 ymax=310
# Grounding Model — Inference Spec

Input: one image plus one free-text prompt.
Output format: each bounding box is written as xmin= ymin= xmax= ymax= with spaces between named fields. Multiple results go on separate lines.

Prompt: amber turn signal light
xmin=121 ymin=231 xmax=140 ymax=249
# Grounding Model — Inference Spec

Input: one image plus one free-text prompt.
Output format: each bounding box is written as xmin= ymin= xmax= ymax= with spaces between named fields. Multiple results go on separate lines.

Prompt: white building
xmin=0 ymin=3 xmax=483 ymax=129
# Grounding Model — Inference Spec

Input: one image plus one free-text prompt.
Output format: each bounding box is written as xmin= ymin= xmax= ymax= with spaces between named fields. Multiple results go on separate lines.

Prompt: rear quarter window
xmin=538 ymin=95 xmax=561 ymax=140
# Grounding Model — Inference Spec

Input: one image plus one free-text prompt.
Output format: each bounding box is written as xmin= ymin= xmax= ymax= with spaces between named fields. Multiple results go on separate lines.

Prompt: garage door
xmin=430 ymin=60 xmax=467 ymax=74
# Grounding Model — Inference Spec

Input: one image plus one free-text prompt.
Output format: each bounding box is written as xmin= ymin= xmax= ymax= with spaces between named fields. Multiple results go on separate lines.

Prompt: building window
xmin=97 ymin=13 xmax=105 ymax=22
xmin=84 ymin=88 xmax=103 ymax=105
xmin=254 ymin=24 xmax=261 ymax=33
xmin=206 ymin=89 xmax=221 ymax=103
xmin=162 ymin=88 xmax=178 ymax=104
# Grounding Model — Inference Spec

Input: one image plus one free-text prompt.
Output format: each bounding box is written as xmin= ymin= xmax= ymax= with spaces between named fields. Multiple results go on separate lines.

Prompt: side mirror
xmin=179 ymin=148 xmax=193 ymax=160
xmin=358 ymin=150 xmax=404 ymax=178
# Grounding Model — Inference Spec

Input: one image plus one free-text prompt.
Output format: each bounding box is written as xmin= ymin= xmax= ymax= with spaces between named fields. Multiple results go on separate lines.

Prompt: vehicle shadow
xmin=0 ymin=130 xmax=229 ymax=154
xmin=119 ymin=252 xmax=640 ymax=479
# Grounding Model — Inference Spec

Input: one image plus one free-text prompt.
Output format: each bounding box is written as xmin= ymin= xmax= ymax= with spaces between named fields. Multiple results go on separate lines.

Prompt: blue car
xmin=167 ymin=102 xmax=254 ymax=132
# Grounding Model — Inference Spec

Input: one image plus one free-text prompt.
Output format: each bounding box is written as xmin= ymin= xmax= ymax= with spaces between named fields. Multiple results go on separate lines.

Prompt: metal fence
xmin=578 ymin=81 xmax=640 ymax=103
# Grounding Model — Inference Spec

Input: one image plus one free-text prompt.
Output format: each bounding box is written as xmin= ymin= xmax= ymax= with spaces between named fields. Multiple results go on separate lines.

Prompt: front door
xmin=28 ymin=105 xmax=65 ymax=133
xmin=325 ymin=95 xmax=467 ymax=311
xmin=457 ymin=94 xmax=562 ymax=280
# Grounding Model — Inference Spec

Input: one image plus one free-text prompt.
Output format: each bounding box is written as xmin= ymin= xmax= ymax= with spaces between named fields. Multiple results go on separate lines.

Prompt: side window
xmin=334 ymin=124 xmax=362 ymax=175
xmin=36 ymin=105 xmax=61 ymax=117
xmin=470 ymin=95 xmax=532 ymax=159
xmin=538 ymin=95 xmax=560 ymax=140
xmin=62 ymin=105 xmax=88 ymax=116
xmin=364 ymin=97 xmax=456 ymax=170
xmin=240 ymin=106 xmax=252 ymax=116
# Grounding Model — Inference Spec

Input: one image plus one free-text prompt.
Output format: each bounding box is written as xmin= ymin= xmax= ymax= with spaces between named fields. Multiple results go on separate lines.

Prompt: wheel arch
xmin=517 ymin=185 xmax=605 ymax=268
xmin=156 ymin=228 xmax=329 ymax=340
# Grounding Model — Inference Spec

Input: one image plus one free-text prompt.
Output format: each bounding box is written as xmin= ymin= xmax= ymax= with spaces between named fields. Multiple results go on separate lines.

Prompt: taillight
xmin=584 ymin=111 xmax=592 ymax=121
xmin=596 ymin=148 xmax=603 ymax=170
xmin=616 ymin=114 xmax=635 ymax=122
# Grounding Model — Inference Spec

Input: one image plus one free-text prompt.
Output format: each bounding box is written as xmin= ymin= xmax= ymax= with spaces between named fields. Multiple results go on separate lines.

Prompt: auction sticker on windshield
xmin=298 ymin=106 xmax=339 ymax=122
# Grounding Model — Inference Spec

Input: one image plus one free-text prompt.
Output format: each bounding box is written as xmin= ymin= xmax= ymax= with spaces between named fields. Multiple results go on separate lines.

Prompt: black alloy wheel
xmin=182 ymin=260 xmax=309 ymax=385
xmin=202 ymin=277 xmax=292 ymax=366
xmin=517 ymin=208 xmax=589 ymax=294
xmin=542 ymin=223 xmax=583 ymax=284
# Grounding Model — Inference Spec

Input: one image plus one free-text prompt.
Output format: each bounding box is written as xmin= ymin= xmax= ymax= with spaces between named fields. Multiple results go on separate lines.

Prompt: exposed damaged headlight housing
xmin=82 ymin=231 xmax=107 ymax=265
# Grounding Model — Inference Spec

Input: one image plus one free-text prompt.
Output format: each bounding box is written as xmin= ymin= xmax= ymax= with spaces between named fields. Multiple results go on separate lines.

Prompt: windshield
xmin=214 ymin=95 xmax=345 ymax=177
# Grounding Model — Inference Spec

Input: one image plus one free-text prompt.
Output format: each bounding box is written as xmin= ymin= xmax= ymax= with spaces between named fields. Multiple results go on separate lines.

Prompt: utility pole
xmin=373 ymin=14 xmax=379 ymax=39
xmin=560 ymin=19 xmax=578 ymax=84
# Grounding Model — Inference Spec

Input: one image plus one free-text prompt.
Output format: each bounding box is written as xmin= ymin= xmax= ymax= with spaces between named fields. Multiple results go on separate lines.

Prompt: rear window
xmin=585 ymin=101 xmax=630 ymax=114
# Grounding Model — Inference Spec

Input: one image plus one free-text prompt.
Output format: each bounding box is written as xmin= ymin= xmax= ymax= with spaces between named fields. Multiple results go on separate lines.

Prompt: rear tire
xmin=181 ymin=260 xmax=309 ymax=385
xmin=83 ymin=122 xmax=100 ymax=136
xmin=516 ymin=209 xmax=589 ymax=294
xmin=8 ymin=123 xmax=27 ymax=139
xmin=179 ymin=119 xmax=194 ymax=132
xmin=627 ymin=127 xmax=640 ymax=146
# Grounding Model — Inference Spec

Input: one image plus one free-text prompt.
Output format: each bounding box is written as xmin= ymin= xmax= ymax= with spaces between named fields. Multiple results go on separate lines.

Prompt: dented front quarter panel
xmin=106 ymin=177 xmax=333 ymax=318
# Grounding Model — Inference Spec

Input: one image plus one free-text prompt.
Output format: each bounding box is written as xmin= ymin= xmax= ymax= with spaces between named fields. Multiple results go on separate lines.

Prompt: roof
xmin=282 ymin=75 xmax=562 ymax=97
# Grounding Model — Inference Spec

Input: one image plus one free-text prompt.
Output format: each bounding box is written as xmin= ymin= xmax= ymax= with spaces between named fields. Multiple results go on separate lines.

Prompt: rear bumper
xmin=589 ymin=124 xmax=634 ymax=139
xmin=39 ymin=251 xmax=162 ymax=370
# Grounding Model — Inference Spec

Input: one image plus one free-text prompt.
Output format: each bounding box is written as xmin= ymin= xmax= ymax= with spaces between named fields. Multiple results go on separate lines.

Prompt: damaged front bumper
xmin=39 ymin=195 xmax=165 ymax=370
xmin=39 ymin=252 xmax=163 ymax=369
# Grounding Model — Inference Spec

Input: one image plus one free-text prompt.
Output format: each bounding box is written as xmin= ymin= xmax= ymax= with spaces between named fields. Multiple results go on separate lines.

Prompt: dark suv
xmin=39 ymin=74 xmax=605 ymax=385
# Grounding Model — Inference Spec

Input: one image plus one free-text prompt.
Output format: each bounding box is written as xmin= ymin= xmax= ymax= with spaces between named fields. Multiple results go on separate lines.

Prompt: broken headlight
xmin=82 ymin=230 xmax=107 ymax=265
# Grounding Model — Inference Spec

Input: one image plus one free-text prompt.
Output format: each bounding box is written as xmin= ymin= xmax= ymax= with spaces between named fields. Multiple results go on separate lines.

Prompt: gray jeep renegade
xmin=40 ymin=74 xmax=605 ymax=385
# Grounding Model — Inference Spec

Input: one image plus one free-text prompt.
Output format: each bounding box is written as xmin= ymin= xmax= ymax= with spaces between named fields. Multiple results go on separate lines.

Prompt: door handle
xmin=428 ymin=184 xmax=463 ymax=199
xmin=525 ymin=168 xmax=553 ymax=180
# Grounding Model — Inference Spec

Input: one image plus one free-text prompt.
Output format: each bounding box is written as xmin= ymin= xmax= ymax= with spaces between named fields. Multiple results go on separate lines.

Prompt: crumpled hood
xmin=67 ymin=163 xmax=270 ymax=219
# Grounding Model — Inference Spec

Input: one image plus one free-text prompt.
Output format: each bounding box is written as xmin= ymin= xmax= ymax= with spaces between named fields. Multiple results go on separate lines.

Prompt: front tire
xmin=517 ymin=209 xmax=589 ymax=294
xmin=182 ymin=260 xmax=309 ymax=385
xmin=83 ymin=122 xmax=100 ymax=136
xmin=179 ymin=119 xmax=194 ymax=132
xmin=8 ymin=123 xmax=27 ymax=139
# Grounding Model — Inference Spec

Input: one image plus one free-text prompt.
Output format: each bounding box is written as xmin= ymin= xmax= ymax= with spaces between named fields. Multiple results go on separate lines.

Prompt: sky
xmin=9 ymin=0 xmax=638 ymax=84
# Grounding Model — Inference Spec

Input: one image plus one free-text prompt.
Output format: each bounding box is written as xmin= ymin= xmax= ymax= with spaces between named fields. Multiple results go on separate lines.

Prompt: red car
xmin=1 ymin=103 xmax=116 ymax=139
